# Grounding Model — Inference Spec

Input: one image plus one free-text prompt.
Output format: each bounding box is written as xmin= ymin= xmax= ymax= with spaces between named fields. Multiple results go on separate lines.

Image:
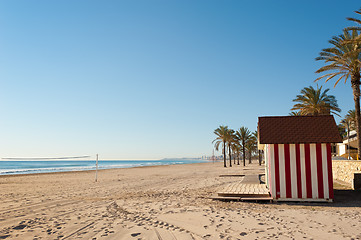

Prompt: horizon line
xmin=0 ymin=158 xmax=201 ymax=161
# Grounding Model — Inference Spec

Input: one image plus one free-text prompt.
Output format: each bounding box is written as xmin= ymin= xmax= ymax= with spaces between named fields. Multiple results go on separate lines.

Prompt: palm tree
xmin=230 ymin=136 xmax=237 ymax=165
xmin=291 ymin=85 xmax=341 ymax=116
xmin=236 ymin=127 xmax=252 ymax=167
xmin=346 ymin=9 xmax=361 ymax=40
xmin=289 ymin=111 xmax=302 ymax=116
xmin=232 ymin=143 xmax=241 ymax=165
xmin=347 ymin=8 xmax=361 ymax=25
xmin=226 ymin=129 xmax=235 ymax=167
xmin=246 ymin=135 xmax=257 ymax=164
xmin=315 ymin=29 xmax=361 ymax=157
xmin=342 ymin=110 xmax=357 ymax=160
xmin=337 ymin=123 xmax=347 ymax=138
xmin=253 ymin=130 xmax=262 ymax=165
xmin=213 ymin=125 xmax=229 ymax=168
xmin=341 ymin=119 xmax=351 ymax=160
xmin=345 ymin=109 xmax=356 ymax=130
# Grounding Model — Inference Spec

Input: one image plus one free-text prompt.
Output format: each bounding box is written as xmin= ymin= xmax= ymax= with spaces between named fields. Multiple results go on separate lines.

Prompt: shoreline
xmin=0 ymin=161 xmax=212 ymax=178
xmin=0 ymin=159 xmax=211 ymax=178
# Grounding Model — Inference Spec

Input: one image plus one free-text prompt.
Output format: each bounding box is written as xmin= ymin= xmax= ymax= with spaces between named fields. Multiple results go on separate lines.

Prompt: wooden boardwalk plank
xmin=218 ymin=182 xmax=270 ymax=197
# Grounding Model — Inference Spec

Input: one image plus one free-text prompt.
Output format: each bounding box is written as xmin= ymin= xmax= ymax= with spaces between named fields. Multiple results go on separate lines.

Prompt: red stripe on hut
xmin=295 ymin=144 xmax=302 ymax=199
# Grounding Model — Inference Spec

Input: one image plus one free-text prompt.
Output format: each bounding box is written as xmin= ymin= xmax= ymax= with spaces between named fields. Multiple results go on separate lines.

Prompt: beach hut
xmin=258 ymin=115 xmax=342 ymax=202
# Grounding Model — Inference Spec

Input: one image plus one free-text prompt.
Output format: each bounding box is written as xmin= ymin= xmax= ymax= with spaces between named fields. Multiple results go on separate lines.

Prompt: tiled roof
xmin=258 ymin=115 xmax=342 ymax=144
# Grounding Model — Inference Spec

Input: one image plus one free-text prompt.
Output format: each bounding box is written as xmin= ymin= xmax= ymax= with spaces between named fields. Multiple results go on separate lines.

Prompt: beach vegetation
xmin=226 ymin=128 xmax=236 ymax=167
xmin=344 ymin=109 xmax=356 ymax=131
xmin=345 ymin=8 xmax=361 ymax=41
xmin=231 ymin=143 xmax=241 ymax=165
xmin=291 ymin=85 xmax=341 ymax=116
xmin=213 ymin=125 xmax=230 ymax=168
xmin=245 ymin=135 xmax=257 ymax=164
xmin=337 ymin=123 xmax=347 ymax=139
xmin=236 ymin=127 xmax=252 ymax=167
xmin=289 ymin=111 xmax=301 ymax=116
xmin=341 ymin=109 xmax=357 ymax=160
xmin=213 ymin=126 xmax=257 ymax=167
xmin=253 ymin=130 xmax=262 ymax=166
xmin=315 ymin=21 xmax=361 ymax=157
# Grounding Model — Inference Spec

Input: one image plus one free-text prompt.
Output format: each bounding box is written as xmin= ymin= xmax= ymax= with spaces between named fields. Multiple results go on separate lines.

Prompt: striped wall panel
xmin=266 ymin=143 xmax=333 ymax=200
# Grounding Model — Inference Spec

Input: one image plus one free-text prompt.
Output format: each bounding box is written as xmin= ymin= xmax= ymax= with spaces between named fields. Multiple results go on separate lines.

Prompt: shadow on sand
xmin=332 ymin=189 xmax=361 ymax=207
xmin=273 ymin=189 xmax=361 ymax=208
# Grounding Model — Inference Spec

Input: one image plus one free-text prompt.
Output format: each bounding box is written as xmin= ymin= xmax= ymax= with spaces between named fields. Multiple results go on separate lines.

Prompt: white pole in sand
xmin=95 ymin=154 xmax=99 ymax=182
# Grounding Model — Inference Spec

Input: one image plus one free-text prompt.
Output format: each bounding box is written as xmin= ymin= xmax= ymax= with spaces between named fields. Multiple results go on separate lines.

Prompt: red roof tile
xmin=258 ymin=115 xmax=342 ymax=144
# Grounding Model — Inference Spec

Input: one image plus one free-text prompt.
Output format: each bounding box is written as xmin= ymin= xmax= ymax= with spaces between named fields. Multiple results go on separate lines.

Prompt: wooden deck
xmin=212 ymin=174 xmax=272 ymax=201
xmin=218 ymin=183 xmax=270 ymax=197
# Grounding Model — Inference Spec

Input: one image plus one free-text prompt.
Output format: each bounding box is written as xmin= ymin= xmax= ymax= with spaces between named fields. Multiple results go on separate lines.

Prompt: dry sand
xmin=0 ymin=161 xmax=360 ymax=240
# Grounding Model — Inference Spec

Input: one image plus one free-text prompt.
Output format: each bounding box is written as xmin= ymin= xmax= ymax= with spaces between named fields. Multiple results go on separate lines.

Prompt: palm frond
xmin=347 ymin=17 xmax=361 ymax=25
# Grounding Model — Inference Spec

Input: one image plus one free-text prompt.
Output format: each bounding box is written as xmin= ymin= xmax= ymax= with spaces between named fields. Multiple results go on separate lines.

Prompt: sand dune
xmin=0 ymin=162 xmax=360 ymax=239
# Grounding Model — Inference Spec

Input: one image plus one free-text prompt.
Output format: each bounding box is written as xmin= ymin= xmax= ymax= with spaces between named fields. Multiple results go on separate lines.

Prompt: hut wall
xmin=264 ymin=144 xmax=272 ymax=195
xmin=266 ymin=143 xmax=333 ymax=201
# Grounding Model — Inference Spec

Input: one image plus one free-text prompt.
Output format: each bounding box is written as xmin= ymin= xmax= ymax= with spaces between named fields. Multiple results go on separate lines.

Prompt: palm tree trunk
xmin=237 ymin=152 xmax=240 ymax=165
xmin=228 ymin=145 xmax=232 ymax=167
xmin=242 ymin=145 xmax=246 ymax=167
xmin=351 ymin=75 xmax=361 ymax=159
xmin=223 ymin=141 xmax=227 ymax=167
xmin=347 ymin=122 xmax=350 ymax=160
xmin=249 ymin=151 xmax=252 ymax=164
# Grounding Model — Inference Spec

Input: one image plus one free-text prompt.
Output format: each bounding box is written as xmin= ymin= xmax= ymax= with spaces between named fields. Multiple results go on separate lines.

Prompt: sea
xmin=0 ymin=159 xmax=207 ymax=175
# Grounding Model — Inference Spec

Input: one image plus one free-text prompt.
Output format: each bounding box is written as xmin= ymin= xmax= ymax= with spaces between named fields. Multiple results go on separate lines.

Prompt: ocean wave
xmin=0 ymin=166 xmax=96 ymax=175
xmin=0 ymin=159 xmax=206 ymax=175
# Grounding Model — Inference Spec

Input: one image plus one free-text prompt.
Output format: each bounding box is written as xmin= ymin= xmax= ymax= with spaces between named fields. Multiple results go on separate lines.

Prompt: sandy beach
xmin=0 ymin=162 xmax=360 ymax=240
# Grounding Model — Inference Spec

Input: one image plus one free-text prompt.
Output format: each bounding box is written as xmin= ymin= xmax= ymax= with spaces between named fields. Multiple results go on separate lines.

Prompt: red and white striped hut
xmin=258 ymin=115 xmax=342 ymax=202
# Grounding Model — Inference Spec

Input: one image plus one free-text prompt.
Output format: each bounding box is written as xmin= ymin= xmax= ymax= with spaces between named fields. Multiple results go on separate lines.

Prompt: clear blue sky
xmin=0 ymin=1 xmax=360 ymax=159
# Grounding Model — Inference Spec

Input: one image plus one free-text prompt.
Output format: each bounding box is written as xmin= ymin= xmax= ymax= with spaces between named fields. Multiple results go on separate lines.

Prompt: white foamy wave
xmin=0 ymin=166 xmax=96 ymax=175
xmin=0 ymin=163 xmax=149 ymax=175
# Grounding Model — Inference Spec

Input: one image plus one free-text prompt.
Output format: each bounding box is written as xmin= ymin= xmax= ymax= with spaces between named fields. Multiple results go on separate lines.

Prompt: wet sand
xmin=0 ymin=162 xmax=360 ymax=239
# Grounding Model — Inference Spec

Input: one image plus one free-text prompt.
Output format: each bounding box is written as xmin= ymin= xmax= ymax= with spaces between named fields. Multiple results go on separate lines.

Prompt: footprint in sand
xmin=240 ymin=232 xmax=247 ymax=236
xmin=12 ymin=224 xmax=27 ymax=230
